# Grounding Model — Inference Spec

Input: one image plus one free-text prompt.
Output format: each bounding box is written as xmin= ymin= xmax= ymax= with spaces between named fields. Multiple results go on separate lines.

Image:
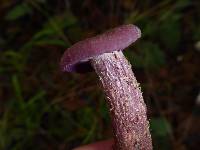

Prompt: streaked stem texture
xmin=91 ymin=51 xmax=152 ymax=150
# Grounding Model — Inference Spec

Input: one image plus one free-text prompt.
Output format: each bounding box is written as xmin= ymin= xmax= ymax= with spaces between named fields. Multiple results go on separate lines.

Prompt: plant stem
xmin=91 ymin=51 xmax=152 ymax=150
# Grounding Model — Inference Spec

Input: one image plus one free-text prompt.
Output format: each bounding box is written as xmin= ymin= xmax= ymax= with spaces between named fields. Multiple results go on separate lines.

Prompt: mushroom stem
xmin=91 ymin=51 xmax=152 ymax=150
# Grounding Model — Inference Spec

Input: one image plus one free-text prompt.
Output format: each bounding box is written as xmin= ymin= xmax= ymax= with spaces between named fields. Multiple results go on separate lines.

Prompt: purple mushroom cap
xmin=60 ymin=24 xmax=141 ymax=73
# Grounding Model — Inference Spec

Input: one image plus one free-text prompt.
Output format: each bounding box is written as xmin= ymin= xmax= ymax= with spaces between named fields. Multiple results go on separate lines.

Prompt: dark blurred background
xmin=0 ymin=0 xmax=200 ymax=150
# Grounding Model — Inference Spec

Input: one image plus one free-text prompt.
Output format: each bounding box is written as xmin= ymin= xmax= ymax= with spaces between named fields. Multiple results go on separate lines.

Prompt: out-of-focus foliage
xmin=0 ymin=0 xmax=200 ymax=149
xmin=150 ymin=118 xmax=172 ymax=150
xmin=125 ymin=42 xmax=165 ymax=70
xmin=5 ymin=3 xmax=32 ymax=21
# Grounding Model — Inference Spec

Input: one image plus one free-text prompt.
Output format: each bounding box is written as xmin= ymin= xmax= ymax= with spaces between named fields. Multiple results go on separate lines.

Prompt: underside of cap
xmin=60 ymin=24 xmax=141 ymax=73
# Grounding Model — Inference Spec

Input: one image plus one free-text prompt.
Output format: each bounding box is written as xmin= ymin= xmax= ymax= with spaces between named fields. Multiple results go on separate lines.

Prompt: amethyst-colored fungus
xmin=60 ymin=24 xmax=152 ymax=150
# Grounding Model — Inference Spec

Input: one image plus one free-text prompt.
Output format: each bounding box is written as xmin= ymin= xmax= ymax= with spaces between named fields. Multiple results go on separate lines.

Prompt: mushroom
xmin=60 ymin=24 xmax=152 ymax=150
